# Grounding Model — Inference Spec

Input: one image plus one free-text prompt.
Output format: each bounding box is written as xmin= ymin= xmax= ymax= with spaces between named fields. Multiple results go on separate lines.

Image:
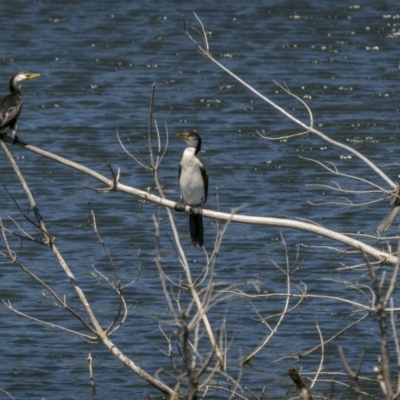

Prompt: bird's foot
xmin=12 ymin=136 xmax=21 ymax=146
xmin=174 ymin=200 xmax=186 ymax=212
xmin=189 ymin=206 xmax=203 ymax=216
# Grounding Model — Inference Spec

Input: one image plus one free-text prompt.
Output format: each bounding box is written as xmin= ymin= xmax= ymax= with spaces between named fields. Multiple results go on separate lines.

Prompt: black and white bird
xmin=176 ymin=131 xmax=208 ymax=248
xmin=0 ymin=71 xmax=41 ymax=143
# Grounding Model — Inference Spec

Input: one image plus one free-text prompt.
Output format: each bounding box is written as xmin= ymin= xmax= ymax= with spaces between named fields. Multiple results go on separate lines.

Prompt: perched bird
xmin=0 ymin=71 xmax=41 ymax=143
xmin=175 ymin=131 xmax=208 ymax=247
xmin=378 ymin=189 xmax=400 ymax=232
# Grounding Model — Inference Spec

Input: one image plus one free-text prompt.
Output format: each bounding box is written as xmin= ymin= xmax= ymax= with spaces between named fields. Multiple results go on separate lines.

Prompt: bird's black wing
xmin=200 ymin=161 xmax=208 ymax=204
xmin=0 ymin=93 xmax=22 ymax=129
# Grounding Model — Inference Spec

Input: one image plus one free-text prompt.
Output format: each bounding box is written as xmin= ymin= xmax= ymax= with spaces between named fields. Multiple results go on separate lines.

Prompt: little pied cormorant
xmin=0 ymin=71 xmax=41 ymax=143
xmin=175 ymin=131 xmax=208 ymax=248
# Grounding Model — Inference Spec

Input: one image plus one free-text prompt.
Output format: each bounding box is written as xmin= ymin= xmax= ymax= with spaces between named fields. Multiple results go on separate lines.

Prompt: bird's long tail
xmin=189 ymin=214 xmax=204 ymax=248
xmin=378 ymin=206 xmax=400 ymax=232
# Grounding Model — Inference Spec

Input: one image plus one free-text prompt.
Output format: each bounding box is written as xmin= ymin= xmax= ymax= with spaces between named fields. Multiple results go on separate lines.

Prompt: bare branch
xmin=87 ymin=353 xmax=96 ymax=395
xmin=338 ymin=347 xmax=364 ymax=400
xmin=183 ymin=14 xmax=396 ymax=192
xmin=3 ymin=300 xmax=96 ymax=340
xmin=1 ymin=139 xmax=178 ymax=397
xmin=0 ymin=132 xmax=396 ymax=265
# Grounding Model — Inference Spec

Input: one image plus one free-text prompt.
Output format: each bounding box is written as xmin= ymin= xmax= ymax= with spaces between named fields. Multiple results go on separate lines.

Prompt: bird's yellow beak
xmin=26 ymin=73 xmax=41 ymax=80
xmin=177 ymin=132 xmax=189 ymax=141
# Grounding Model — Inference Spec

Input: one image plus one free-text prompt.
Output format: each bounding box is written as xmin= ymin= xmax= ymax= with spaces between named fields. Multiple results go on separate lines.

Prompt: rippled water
xmin=0 ymin=1 xmax=400 ymax=398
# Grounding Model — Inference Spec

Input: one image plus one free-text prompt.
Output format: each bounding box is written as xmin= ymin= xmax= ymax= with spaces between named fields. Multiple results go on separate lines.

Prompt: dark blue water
xmin=0 ymin=1 xmax=399 ymax=398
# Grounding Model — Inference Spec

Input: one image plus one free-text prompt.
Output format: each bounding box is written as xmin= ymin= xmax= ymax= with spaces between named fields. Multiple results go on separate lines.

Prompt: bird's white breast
xmin=179 ymin=148 xmax=205 ymax=206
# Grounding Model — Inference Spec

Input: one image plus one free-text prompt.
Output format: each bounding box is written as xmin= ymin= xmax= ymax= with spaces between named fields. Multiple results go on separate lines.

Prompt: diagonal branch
xmin=0 ymin=139 xmax=178 ymax=397
xmin=183 ymin=13 xmax=396 ymax=191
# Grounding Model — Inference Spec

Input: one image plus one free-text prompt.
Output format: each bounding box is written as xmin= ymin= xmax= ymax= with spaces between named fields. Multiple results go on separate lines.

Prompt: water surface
xmin=0 ymin=1 xmax=399 ymax=398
